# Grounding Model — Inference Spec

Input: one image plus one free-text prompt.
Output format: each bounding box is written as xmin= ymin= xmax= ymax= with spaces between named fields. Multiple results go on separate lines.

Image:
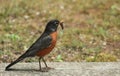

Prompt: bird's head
xmin=45 ymin=19 xmax=64 ymax=33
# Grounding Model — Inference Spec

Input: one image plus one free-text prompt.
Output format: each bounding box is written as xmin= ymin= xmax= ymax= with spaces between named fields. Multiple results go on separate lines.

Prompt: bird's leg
xmin=39 ymin=57 xmax=42 ymax=71
xmin=38 ymin=57 xmax=50 ymax=72
xmin=41 ymin=57 xmax=54 ymax=72
xmin=42 ymin=57 xmax=48 ymax=68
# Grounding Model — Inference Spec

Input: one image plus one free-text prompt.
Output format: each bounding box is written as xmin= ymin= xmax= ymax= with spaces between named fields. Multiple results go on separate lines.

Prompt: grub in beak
xmin=60 ymin=22 xmax=64 ymax=30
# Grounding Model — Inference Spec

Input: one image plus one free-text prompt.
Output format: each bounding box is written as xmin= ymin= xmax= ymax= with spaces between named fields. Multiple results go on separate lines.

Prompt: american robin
xmin=5 ymin=19 xmax=64 ymax=72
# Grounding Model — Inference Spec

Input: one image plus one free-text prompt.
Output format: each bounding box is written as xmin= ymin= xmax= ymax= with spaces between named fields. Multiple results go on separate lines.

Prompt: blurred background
xmin=0 ymin=0 xmax=120 ymax=63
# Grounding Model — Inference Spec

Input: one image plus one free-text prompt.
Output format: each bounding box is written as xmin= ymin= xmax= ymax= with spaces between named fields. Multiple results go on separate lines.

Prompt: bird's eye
xmin=54 ymin=22 xmax=58 ymax=25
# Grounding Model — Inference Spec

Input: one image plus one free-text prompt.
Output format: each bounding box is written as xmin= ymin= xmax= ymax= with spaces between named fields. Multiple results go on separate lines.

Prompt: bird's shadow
xmin=5 ymin=67 xmax=55 ymax=72
xmin=5 ymin=68 xmax=40 ymax=72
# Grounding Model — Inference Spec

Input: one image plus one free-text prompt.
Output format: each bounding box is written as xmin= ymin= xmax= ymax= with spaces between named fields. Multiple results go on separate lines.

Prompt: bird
xmin=5 ymin=19 xmax=64 ymax=72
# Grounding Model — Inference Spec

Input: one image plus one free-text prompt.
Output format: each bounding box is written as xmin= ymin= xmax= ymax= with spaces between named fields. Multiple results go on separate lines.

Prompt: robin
xmin=5 ymin=19 xmax=64 ymax=72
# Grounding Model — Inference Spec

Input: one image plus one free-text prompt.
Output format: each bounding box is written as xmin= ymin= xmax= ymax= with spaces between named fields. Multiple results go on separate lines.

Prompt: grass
xmin=0 ymin=0 xmax=120 ymax=62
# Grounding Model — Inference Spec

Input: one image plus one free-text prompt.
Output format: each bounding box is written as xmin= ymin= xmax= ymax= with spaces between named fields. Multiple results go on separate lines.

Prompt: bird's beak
xmin=59 ymin=21 xmax=64 ymax=30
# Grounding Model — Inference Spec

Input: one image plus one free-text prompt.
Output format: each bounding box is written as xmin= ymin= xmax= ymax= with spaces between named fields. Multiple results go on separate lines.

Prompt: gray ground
xmin=0 ymin=62 xmax=120 ymax=76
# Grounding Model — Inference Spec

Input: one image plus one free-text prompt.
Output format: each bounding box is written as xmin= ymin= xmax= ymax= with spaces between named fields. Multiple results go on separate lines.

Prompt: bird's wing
xmin=5 ymin=33 xmax=52 ymax=70
xmin=22 ymin=33 xmax=52 ymax=57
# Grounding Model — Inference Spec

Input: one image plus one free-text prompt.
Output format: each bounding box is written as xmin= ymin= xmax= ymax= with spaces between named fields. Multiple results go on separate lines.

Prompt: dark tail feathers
xmin=5 ymin=56 xmax=25 ymax=71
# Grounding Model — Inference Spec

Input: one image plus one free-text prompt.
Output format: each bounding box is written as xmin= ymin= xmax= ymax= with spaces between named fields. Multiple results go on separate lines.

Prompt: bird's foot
xmin=40 ymin=67 xmax=54 ymax=72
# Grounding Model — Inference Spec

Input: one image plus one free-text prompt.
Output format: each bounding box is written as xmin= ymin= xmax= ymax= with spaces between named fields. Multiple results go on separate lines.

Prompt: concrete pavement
xmin=0 ymin=62 xmax=120 ymax=76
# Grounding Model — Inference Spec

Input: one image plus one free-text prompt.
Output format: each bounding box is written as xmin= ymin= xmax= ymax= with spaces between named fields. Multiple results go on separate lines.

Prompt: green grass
xmin=0 ymin=0 xmax=120 ymax=62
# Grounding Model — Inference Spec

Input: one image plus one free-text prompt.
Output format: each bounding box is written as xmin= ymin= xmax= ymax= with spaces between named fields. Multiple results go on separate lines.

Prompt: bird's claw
xmin=40 ymin=67 xmax=54 ymax=72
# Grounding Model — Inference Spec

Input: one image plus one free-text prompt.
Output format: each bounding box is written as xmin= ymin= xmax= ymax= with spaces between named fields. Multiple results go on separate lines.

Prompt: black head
xmin=45 ymin=19 xmax=64 ymax=33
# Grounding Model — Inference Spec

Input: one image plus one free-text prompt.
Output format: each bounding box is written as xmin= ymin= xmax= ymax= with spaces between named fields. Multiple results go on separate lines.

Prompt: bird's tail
xmin=5 ymin=55 xmax=25 ymax=71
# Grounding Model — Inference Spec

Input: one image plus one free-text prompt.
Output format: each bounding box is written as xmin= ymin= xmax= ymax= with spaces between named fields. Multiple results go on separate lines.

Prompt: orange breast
xmin=36 ymin=32 xmax=57 ymax=57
